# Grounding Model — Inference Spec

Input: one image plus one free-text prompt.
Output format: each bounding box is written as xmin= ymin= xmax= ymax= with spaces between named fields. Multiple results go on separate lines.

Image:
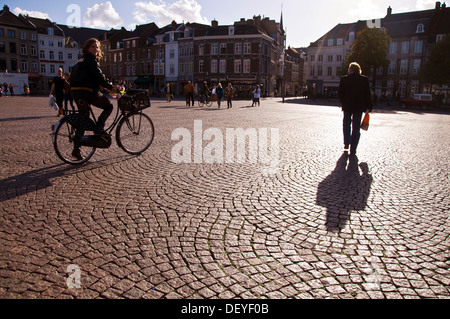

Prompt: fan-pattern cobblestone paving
xmin=0 ymin=96 xmax=449 ymax=299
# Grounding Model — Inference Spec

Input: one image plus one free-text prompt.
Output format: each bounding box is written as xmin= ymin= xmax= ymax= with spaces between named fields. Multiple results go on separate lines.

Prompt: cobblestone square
xmin=0 ymin=96 xmax=449 ymax=299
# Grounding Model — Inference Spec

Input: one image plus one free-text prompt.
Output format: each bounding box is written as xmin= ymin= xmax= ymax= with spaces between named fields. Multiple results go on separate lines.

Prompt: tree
xmin=344 ymin=26 xmax=391 ymax=87
xmin=422 ymin=34 xmax=450 ymax=86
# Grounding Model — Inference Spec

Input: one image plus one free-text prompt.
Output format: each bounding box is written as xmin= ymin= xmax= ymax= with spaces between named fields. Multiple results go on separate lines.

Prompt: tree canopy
xmin=344 ymin=27 xmax=391 ymax=83
xmin=422 ymin=34 xmax=450 ymax=85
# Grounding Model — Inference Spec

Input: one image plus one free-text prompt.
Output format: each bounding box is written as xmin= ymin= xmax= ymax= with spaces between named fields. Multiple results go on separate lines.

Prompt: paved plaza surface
xmin=0 ymin=95 xmax=449 ymax=300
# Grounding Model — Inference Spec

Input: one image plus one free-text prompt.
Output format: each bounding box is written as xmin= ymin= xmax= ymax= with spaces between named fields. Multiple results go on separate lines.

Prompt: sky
xmin=5 ymin=0 xmax=441 ymax=48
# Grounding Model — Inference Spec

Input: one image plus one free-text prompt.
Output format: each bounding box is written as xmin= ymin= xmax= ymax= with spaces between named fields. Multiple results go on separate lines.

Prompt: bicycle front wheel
xmin=116 ymin=112 xmax=155 ymax=155
xmin=53 ymin=116 xmax=96 ymax=165
xmin=206 ymin=98 xmax=213 ymax=107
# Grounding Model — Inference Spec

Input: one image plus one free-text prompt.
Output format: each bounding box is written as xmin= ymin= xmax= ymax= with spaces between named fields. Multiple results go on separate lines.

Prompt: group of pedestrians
xmin=182 ymin=82 xmax=262 ymax=109
xmin=1 ymin=83 xmax=15 ymax=97
xmin=49 ymin=68 xmax=75 ymax=116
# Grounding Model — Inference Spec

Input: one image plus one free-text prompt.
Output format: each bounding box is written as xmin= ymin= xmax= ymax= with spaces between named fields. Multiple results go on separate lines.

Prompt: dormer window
xmin=416 ymin=24 xmax=424 ymax=33
xmin=228 ymin=26 xmax=235 ymax=36
xmin=349 ymin=32 xmax=355 ymax=42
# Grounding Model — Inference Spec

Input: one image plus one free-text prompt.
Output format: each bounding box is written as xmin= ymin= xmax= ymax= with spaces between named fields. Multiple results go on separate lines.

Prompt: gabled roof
xmin=382 ymin=9 xmax=435 ymax=38
xmin=0 ymin=5 xmax=35 ymax=30
xmin=58 ymin=24 xmax=107 ymax=45
xmin=22 ymin=16 xmax=64 ymax=36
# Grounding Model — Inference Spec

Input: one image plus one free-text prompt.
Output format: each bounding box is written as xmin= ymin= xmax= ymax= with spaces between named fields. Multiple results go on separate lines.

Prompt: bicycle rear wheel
xmin=116 ymin=112 xmax=155 ymax=155
xmin=53 ymin=117 xmax=96 ymax=165
xmin=198 ymin=96 xmax=205 ymax=107
xmin=206 ymin=98 xmax=213 ymax=107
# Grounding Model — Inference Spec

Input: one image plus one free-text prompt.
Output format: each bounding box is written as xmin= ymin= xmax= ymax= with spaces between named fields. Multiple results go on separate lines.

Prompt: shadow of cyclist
xmin=316 ymin=152 xmax=372 ymax=232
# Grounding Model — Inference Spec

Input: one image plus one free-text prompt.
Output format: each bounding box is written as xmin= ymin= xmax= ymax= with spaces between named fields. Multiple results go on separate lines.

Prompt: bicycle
xmin=52 ymin=90 xmax=155 ymax=165
xmin=198 ymin=94 xmax=213 ymax=107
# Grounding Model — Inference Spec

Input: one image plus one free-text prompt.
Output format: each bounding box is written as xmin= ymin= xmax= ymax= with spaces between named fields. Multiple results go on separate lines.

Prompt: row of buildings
xmin=1 ymin=2 xmax=449 ymax=100
xmin=305 ymin=2 xmax=450 ymax=102
xmin=1 ymin=5 xmax=300 ymax=98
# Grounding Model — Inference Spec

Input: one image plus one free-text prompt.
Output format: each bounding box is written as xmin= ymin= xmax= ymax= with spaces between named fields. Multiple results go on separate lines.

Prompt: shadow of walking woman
xmin=316 ymin=152 xmax=372 ymax=232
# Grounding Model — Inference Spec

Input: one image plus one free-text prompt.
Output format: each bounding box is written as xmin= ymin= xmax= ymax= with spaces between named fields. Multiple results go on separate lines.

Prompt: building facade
xmin=305 ymin=2 xmax=450 ymax=100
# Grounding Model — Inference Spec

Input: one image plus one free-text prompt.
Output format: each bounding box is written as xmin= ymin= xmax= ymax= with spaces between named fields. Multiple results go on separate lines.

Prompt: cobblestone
xmin=0 ymin=96 xmax=449 ymax=299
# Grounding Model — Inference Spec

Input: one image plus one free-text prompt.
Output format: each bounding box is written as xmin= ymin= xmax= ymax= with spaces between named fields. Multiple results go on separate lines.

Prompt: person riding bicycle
xmin=199 ymin=81 xmax=211 ymax=98
xmin=69 ymin=38 xmax=120 ymax=159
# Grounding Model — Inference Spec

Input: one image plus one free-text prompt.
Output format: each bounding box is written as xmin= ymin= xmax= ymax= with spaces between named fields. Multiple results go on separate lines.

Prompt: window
xmin=199 ymin=60 xmax=204 ymax=73
xmin=310 ymin=55 xmax=315 ymax=62
xmin=400 ymin=59 xmax=408 ymax=74
xmin=9 ymin=42 xmax=16 ymax=54
xmin=219 ymin=60 xmax=226 ymax=73
xmin=220 ymin=43 xmax=227 ymax=54
xmin=349 ymin=32 xmax=355 ymax=42
xmin=30 ymin=45 xmax=37 ymax=56
xmin=0 ymin=41 xmax=4 ymax=53
xmin=318 ymin=55 xmax=323 ymax=62
xmin=235 ymin=43 xmax=242 ymax=54
xmin=8 ymin=30 xmax=15 ymax=38
xmin=388 ymin=61 xmax=396 ymax=74
xmin=401 ymin=41 xmax=409 ymax=54
xmin=414 ymin=40 xmax=423 ymax=53
xmin=244 ymin=42 xmax=251 ymax=54
xmin=416 ymin=24 xmax=424 ymax=33
xmin=243 ymin=59 xmax=251 ymax=73
xmin=211 ymin=43 xmax=218 ymax=55
xmin=234 ymin=59 xmax=241 ymax=73
xmin=170 ymin=49 xmax=175 ymax=59
xmin=17 ymin=43 xmax=25 ymax=55
xmin=310 ymin=65 xmax=315 ymax=76
xmin=49 ymin=51 xmax=55 ymax=60
xmin=412 ymin=59 xmax=421 ymax=74
xmin=317 ymin=65 xmax=323 ymax=76
xmin=20 ymin=32 xmax=26 ymax=40
xmin=336 ymin=55 xmax=342 ymax=62
xmin=328 ymin=39 xmax=334 ymax=46
xmin=59 ymin=52 xmax=64 ymax=60
xmin=211 ymin=60 xmax=218 ymax=73
xmin=328 ymin=55 xmax=333 ymax=62
xmin=337 ymin=38 xmax=343 ymax=46
xmin=389 ymin=42 xmax=397 ymax=54
xmin=50 ymin=64 xmax=55 ymax=74
xmin=40 ymin=50 xmax=45 ymax=59
xmin=170 ymin=63 xmax=175 ymax=75
xmin=229 ymin=26 xmax=235 ymax=36
xmin=199 ymin=44 xmax=204 ymax=56
xmin=47 ymin=28 xmax=54 ymax=36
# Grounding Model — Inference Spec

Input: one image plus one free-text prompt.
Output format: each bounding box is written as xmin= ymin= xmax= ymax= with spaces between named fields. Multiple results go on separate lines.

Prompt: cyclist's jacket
xmin=70 ymin=52 xmax=113 ymax=96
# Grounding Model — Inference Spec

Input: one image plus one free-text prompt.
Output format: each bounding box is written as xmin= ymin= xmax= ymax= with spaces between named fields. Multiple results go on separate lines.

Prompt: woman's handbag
xmin=361 ymin=112 xmax=370 ymax=131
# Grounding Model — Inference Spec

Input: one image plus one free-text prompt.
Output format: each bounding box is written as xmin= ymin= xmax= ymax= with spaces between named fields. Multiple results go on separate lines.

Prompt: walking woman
xmin=226 ymin=83 xmax=234 ymax=108
xmin=216 ymin=83 xmax=224 ymax=108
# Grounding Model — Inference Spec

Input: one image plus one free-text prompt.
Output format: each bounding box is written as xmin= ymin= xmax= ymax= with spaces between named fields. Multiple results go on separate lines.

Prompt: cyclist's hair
xmin=82 ymin=38 xmax=103 ymax=60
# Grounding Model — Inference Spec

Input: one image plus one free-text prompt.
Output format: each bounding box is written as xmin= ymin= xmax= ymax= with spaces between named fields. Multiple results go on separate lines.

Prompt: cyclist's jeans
xmin=73 ymin=91 xmax=113 ymax=132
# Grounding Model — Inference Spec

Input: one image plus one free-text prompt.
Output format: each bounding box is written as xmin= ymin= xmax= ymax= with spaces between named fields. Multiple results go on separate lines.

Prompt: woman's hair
xmin=82 ymin=38 xmax=103 ymax=60
xmin=349 ymin=62 xmax=362 ymax=75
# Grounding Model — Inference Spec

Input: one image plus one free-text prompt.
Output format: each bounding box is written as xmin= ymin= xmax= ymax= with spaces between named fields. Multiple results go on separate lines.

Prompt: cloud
xmin=348 ymin=0 xmax=386 ymax=20
xmin=83 ymin=2 xmax=124 ymax=29
xmin=416 ymin=0 xmax=437 ymax=10
xmin=12 ymin=7 xmax=51 ymax=20
xmin=133 ymin=0 xmax=209 ymax=26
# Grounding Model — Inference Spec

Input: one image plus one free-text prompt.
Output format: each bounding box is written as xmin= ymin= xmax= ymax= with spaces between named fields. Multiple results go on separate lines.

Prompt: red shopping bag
xmin=361 ymin=112 xmax=370 ymax=131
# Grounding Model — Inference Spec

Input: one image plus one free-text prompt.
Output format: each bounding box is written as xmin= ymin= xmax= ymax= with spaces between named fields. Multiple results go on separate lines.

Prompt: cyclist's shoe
xmin=72 ymin=148 xmax=83 ymax=161
xmin=94 ymin=128 xmax=110 ymax=137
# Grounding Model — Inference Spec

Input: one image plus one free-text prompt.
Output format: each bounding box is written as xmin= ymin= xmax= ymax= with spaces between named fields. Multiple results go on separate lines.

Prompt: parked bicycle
xmin=52 ymin=90 xmax=155 ymax=165
xmin=198 ymin=94 xmax=213 ymax=107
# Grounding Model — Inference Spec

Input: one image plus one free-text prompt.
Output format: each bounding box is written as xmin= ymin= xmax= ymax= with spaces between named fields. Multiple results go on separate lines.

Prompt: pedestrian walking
xmin=338 ymin=62 xmax=373 ymax=155
xmin=3 ymin=82 xmax=8 ymax=96
xmin=216 ymin=83 xmax=224 ymax=108
xmin=252 ymin=85 xmax=261 ymax=106
xmin=63 ymin=72 xmax=74 ymax=114
xmin=226 ymin=83 xmax=234 ymax=109
xmin=23 ymin=84 xmax=30 ymax=96
xmin=185 ymin=81 xmax=195 ymax=106
xmin=165 ymin=83 xmax=172 ymax=102
xmin=9 ymin=84 xmax=14 ymax=96
xmin=50 ymin=68 xmax=65 ymax=116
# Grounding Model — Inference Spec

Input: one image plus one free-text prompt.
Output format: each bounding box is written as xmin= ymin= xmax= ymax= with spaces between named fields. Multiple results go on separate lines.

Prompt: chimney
xmin=442 ymin=3 xmax=447 ymax=9
xmin=436 ymin=1 xmax=441 ymax=9
xmin=3 ymin=5 xmax=10 ymax=11
xmin=171 ymin=20 xmax=177 ymax=31
xmin=211 ymin=20 xmax=218 ymax=28
xmin=387 ymin=6 xmax=392 ymax=16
